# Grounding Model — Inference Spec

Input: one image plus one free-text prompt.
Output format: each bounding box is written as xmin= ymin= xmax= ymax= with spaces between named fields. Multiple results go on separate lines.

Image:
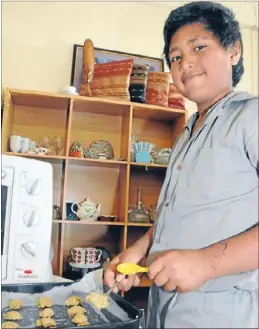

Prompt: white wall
xmin=2 ymin=2 xmax=258 ymax=117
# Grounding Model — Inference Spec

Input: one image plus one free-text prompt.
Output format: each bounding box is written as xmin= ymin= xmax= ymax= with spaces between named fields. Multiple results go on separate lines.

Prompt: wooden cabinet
xmin=2 ymin=88 xmax=187 ymax=301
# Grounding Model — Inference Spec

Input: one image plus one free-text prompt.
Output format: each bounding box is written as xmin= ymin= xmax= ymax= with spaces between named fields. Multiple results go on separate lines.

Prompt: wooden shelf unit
xmin=2 ymin=88 xmax=187 ymax=289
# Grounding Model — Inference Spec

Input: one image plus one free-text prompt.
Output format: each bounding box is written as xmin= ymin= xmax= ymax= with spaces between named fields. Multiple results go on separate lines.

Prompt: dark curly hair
xmin=163 ymin=1 xmax=244 ymax=87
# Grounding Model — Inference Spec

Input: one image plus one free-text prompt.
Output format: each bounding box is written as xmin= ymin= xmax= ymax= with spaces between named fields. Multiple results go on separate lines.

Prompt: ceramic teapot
xmin=71 ymin=198 xmax=101 ymax=221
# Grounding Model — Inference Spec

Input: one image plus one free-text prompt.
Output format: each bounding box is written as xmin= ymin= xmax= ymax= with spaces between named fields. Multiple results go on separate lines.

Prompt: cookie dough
xmin=36 ymin=319 xmax=42 ymax=327
xmin=39 ymin=308 xmax=54 ymax=318
xmin=2 ymin=322 xmax=19 ymax=328
xmin=8 ymin=299 xmax=22 ymax=310
xmin=37 ymin=297 xmax=52 ymax=308
xmin=65 ymin=296 xmax=81 ymax=306
xmin=4 ymin=311 xmax=22 ymax=320
xmin=67 ymin=305 xmax=86 ymax=317
xmin=71 ymin=313 xmax=89 ymax=326
xmin=36 ymin=318 xmax=56 ymax=328
xmin=85 ymin=292 xmax=109 ymax=309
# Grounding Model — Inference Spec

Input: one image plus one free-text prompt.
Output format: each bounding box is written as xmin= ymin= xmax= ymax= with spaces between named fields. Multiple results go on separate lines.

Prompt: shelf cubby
xmin=128 ymin=165 xmax=166 ymax=218
xmin=61 ymin=224 xmax=124 ymax=275
xmin=69 ymin=98 xmax=131 ymax=161
xmin=2 ymin=90 xmax=70 ymax=156
xmin=66 ymin=162 xmax=128 ymax=222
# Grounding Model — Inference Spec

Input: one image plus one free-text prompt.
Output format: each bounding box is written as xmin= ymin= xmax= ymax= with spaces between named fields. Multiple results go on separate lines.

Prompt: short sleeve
xmin=243 ymin=98 xmax=259 ymax=170
xmin=245 ymin=126 xmax=258 ymax=169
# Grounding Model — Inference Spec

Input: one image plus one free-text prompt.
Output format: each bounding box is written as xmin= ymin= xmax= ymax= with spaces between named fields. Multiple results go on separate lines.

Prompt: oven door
xmin=1 ymin=166 xmax=14 ymax=280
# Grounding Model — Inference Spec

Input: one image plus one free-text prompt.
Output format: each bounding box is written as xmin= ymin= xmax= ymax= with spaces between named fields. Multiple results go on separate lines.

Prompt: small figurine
xmin=69 ymin=141 xmax=84 ymax=157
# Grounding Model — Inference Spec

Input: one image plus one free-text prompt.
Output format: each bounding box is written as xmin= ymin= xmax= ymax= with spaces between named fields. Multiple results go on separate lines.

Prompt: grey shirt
xmin=147 ymin=91 xmax=258 ymax=328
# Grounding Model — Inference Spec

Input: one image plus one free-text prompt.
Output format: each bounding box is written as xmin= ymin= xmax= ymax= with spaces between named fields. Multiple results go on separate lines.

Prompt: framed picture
xmin=70 ymin=44 xmax=165 ymax=93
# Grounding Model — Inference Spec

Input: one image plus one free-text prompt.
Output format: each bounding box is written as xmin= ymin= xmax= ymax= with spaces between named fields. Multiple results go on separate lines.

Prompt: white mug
xmin=10 ymin=135 xmax=22 ymax=153
xmin=71 ymin=247 xmax=85 ymax=265
xmin=85 ymin=247 xmax=102 ymax=265
xmin=20 ymin=138 xmax=30 ymax=153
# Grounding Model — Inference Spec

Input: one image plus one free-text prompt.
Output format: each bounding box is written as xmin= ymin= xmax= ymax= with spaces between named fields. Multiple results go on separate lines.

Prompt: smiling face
xmin=168 ymin=23 xmax=240 ymax=110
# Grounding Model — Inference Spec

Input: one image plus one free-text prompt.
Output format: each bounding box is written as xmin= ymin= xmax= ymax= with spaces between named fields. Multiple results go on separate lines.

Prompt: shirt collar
xmin=184 ymin=91 xmax=236 ymax=131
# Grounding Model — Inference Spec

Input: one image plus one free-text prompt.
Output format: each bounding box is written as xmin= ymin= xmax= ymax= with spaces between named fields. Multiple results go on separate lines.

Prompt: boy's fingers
xmin=121 ymin=275 xmax=135 ymax=291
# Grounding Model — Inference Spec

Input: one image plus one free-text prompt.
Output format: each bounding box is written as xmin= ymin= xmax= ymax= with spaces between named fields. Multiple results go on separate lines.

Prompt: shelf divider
xmin=58 ymin=98 xmax=74 ymax=276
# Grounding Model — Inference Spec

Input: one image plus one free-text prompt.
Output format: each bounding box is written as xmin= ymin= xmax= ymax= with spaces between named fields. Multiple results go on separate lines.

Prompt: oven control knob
xmin=21 ymin=242 xmax=36 ymax=258
xmin=23 ymin=210 xmax=39 ymax=227
xmin=25 ymin=178 xmax=43 ymax=196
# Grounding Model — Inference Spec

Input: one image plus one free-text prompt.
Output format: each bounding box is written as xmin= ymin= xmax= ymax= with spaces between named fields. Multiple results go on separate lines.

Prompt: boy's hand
xmin=104 ymin=246 xmax=146 ymax=292
xmin=148 ymin=249 xmax=212 ymax=292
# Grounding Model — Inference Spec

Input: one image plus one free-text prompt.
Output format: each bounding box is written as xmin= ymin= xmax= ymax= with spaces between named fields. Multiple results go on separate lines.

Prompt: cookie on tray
xmin=4 ymin=311 xmax=22 ymax=320
xmin=67 ymin=305 xmax=86 ymax=317
xmin=65 ymin=295 xmax=81 ymax=306
xmin=2 ymin=322 xmax=19 ymax=328
xmin=71 ymin=313 xmax=89 ymax=326
xmin=36 ymin=319 xmax=42 ymax=327
xmin=8 ymin=299 xmax=22 ymax=310
xmin=39 ymin=308 xmax=54 ymax=318
xmin=36 ymin=318 xmax=57 ymax=328
xmin=41 ymin=318 xmax=57 ymax=328
xmin=37 ymin=297 xmax=52 ymax=309
xmin=85 ymin=292 xmax=109 ymax=309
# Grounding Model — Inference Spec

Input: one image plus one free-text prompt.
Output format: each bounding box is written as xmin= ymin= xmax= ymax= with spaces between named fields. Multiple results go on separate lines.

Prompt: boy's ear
xmin=229 ymin=40 xmax=242 ymax=66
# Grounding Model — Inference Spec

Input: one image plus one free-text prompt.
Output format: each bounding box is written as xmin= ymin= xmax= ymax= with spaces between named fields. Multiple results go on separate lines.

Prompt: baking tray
xmin=1 ymin=282 xmax=141 ymax=329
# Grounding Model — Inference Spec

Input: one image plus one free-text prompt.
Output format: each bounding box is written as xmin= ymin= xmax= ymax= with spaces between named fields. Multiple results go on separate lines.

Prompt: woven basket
xmin=90 ymin=59 xmax=133 ymax=101
xmin=129 ymin=64 xmax=149 ymax=103
xmin=146 ymin=72 xmax=170 ymax=107
xmin=168 ymin=83 xmax=185 ymax=109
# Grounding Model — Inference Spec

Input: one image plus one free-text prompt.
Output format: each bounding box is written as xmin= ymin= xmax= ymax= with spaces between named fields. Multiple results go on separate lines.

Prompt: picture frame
xmin=70 ymin=44 xmax=165 ymax=93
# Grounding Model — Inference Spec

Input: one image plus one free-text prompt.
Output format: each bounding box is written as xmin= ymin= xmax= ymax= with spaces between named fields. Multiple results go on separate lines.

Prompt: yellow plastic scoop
xmin=116 ymin=262 xmax=148 ymax=275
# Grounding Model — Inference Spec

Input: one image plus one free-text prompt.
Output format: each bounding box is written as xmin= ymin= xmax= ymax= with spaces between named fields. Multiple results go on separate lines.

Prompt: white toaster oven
xmin=1 ymin=154 xmax=53 ymax=283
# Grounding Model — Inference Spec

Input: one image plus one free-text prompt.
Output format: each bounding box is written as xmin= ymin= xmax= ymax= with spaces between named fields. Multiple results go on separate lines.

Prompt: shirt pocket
xmin=210 ymin=146 xmax=254 ymax=201
xmin=189 ymin=145 xmax=249 ymax=203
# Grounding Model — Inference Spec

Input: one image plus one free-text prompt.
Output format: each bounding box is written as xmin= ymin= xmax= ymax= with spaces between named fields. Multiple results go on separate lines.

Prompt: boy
xmin=104 ymin=2 xmax=258 ymax=327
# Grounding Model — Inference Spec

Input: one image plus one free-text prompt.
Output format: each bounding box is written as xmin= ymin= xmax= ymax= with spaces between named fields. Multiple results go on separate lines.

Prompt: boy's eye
xmin=195 ymin=45 xmax=207 ymax=52
xmin=171 ymin=55 xmax=181 ymax=63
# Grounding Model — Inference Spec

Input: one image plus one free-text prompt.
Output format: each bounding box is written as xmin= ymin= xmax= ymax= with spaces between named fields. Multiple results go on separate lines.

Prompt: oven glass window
xmin=1 ymin=185 xmax=8 ymax=255
xmin=1 ymin=166 xmax=14 ymax=280
xmin=1 ymin=167 xmax=14 ymax=257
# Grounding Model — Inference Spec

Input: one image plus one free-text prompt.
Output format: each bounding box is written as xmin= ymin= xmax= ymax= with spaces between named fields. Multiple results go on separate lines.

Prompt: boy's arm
xmin=205 ymin=225 xmax=258 ymax=279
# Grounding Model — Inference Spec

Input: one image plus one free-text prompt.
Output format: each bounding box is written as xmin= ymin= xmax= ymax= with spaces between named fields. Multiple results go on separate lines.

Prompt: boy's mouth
xmin=182 ymin=72 xmax=205 ymax=84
